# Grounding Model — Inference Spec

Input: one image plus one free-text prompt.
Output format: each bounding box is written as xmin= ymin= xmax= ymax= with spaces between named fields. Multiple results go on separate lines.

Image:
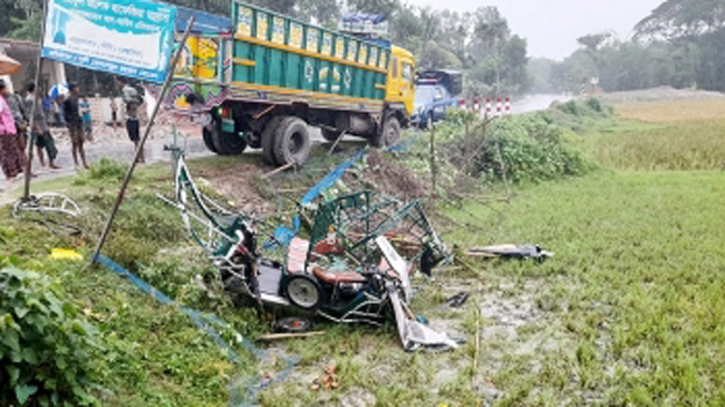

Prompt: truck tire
xmin=273 ymin=116 xmax=311 ymax=167
xmin=370 ymin=116 xmax=400 ymax=148
xmin=261 ymin=116 xmax=283 ymax=165
xmin=321 ymin=128 xmax=343 ymax=142
xmin=202 ymin=126 xmax=219 ymax=154
xmin=210 ymin=121 xmax=246 ymax=155
xmin=245 ymin=132 xmax=262 ymax=149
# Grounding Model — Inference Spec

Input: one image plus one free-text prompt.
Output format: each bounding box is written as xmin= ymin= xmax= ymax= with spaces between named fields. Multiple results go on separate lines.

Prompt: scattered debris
xmin=274 ymin=316 xmax=313 ymax=333
xmin=12 ymin=193 xmax=82 ymax=236
xmin=82 ymin=308 xmax=104 ymax=321
xmin=49 ymin=248 xmax=83 ymax=261
xmin=263 ymin=162 xmax=296 ymax=178
xmin=311 ymin=365 xmax=339 ymax=391
xmin=466 ymin=244 xmax=554 ymax=260
xmin=257 ymin=332 xmax=325 ymax=342
xmin=446 ymin=292 xmax=470 ymax=308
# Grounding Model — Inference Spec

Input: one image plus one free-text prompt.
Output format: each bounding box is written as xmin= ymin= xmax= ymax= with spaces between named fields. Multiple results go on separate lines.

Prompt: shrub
xmin=89 ymin=158 xmax=127 ymax=182
xmin=557 ymin=100 xmax=581 ymax=116
xmin=0 ymin=266 xmax=100 ymax=405
xmin=74 ymin=158 xmax=127 ymax=186
xmin=586 ymin=97 xmax=604 ymax=113
xmin=442 ymin=113 xmax=592 ymax=183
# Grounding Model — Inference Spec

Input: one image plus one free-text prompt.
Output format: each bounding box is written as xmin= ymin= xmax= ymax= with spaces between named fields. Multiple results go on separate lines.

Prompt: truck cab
xmin=411 ymin=69 xmax=463 ymax=129
xmin=386 ymin=46 xmax=416 ymax=117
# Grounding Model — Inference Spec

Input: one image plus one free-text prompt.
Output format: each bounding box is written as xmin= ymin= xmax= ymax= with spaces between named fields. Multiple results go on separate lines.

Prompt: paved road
xmin=0 ymin=136 xmax=212 ymax=201
xmin=511 ymin=94 xmax=572 ymax=115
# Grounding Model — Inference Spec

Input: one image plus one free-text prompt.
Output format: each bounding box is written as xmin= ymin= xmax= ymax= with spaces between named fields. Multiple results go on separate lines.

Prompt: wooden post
xmin=92 ymin=17 xmax=196 ymax=264
xmin=22 ymin=0 xmax=49 ymax=200
xmin=465 ymin=112 xmax=470 ymax=138
xmin=429 ymin=121 xmax=436 ymax=198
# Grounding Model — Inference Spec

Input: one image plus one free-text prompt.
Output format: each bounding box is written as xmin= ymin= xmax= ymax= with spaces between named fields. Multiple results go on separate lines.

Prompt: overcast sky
xmin=404 ymin=0 xmax=664 ymax=60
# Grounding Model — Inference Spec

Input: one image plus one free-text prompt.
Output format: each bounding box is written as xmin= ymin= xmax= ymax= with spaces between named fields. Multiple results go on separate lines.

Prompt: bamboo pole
xmin=263 ymin=161 xmax=295 ymax=178
xmin=92 ymin=17 xmax=196 ymax=264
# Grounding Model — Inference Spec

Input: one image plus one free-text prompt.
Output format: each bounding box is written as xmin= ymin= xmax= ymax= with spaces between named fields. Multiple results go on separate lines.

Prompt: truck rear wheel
xmin=261 ymin=117 xmax=283 ymax=165
xmin=273 ymin=117 xmax=311 ymax=167
xmin=370 ymin=116 xmax=401 ymax=148
xmin=321 ymin=128 xmax=343 ymax=142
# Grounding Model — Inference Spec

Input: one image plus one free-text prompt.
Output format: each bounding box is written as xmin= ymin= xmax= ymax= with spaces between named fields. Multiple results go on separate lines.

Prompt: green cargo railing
xmin=231 ymin=1 xmax=390 ymax=104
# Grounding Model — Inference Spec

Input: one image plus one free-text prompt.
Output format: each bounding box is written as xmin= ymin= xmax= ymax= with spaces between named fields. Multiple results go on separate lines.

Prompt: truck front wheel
xmin=273 ymin=116 xmax=311 ymax=167
xmin=261 ymin=117 xmax=283 ymax=165
xmin=202 ymin=127 xmax=219 ymax=154
xmin=370 ymin=116 xmax=401 ymax=148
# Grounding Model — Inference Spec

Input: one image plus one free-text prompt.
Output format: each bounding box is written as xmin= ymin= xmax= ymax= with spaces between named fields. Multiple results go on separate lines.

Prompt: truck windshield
xmin=402 ymin=63 xmax=412 ymax=82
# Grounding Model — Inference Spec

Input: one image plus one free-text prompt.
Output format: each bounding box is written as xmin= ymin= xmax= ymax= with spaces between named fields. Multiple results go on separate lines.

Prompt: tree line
xmin=1 ymin=0 xmax=530 ymax=97
xmin=532 ymin=0 xmax=725 ymax=94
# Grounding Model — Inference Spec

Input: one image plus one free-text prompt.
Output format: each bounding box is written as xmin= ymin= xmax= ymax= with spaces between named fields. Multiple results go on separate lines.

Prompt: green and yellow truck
xmin=167 ymin=2 xmax=416 ymax=167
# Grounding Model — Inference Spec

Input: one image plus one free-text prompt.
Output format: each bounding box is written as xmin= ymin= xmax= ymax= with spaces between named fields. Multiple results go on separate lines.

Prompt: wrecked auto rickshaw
xmin=160 ymin=145 xmax=458 ymax=351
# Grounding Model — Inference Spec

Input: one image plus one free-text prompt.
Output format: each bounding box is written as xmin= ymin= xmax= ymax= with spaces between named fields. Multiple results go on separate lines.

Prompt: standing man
xmin=26 ymin=82 xmax=59 ymax=169
xmin=117 ymin=77 xmax=144 ymax=163
xmin=79 ymin=94 xmax=93 ymax=142
xmin=6 ymin=87 xmax=29 ymax=167
xmin=63 ymin=83 xmax=88 ymax=169
xmin=0 ymin=80 xmax=24 ymax=181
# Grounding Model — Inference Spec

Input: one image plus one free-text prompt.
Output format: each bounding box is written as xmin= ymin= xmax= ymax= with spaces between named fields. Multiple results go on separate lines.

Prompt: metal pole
xmin=92 ymin=16 xmax=195 ymax=264
xmin=22 ymin=0 xmax=49 ymax=200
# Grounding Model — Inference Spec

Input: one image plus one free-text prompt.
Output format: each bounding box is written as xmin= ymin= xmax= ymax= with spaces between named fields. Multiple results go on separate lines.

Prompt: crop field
xmin=2 ymin=98 xmax=725 ymax=406
xmin=439 ymin=100 xmax=725 ymax=404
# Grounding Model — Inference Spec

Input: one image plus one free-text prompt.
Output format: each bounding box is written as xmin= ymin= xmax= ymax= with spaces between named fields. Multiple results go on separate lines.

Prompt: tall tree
xmin=635 ymin=0 xmax=725 ymax=39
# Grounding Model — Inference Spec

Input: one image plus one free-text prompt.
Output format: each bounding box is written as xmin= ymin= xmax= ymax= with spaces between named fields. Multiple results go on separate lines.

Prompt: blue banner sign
xmin=42 ymin=0 xmax=177 ymax=83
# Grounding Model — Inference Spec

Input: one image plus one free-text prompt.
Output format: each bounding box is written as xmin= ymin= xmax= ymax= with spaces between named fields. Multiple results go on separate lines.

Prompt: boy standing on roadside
xmin=117 ymin=77 xmax=144 ymax=163
xmin=63 ymin=83 xmax=88 ymax=169
xmin=79 ymin=95 xmax=93 ymax=142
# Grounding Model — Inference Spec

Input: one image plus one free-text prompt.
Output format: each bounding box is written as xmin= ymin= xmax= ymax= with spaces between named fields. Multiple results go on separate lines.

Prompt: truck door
xmin=387 ymin=55 xmax=401 ymax=104
xmin=386 ymin=56 xmax=415 ymax=115
xmin=399 ymin=60 xmax=414 ymax=115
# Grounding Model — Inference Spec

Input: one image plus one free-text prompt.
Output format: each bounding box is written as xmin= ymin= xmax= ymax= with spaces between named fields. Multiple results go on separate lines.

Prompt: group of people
xmin=0 ymin=76 xmax=145 ymax=182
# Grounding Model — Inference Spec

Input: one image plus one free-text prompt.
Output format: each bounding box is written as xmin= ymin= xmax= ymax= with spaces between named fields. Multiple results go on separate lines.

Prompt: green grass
xmin=440 ymin=120 xmax=725 ymax=404
xmin=0 ymin=157 xmax=269 ymax=406
xmin=446 ymin=170 xmax=725 ymax=404
xmin=592 ymin=119 xmax=725 ymax=170
xmin=5 ymin=99 xmax=725 ymax=405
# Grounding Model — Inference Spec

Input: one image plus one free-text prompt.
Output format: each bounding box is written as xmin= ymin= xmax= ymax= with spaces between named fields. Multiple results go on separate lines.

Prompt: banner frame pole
xmin=91 ymin=16 xmax=195 ymax=264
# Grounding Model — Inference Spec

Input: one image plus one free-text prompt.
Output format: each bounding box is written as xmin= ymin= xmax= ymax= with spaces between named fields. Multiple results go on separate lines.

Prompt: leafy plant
xmin=0 ymin=266 xmax=101 ymax=405
xmin=74 ymin=158 xmax=127 ymax=186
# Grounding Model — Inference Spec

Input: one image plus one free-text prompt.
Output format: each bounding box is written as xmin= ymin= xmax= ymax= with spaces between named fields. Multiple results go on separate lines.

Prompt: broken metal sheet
xmin=466 ymin=244 xmax=554 ymax=260
xmin=446 ymin=292 xmax=470 ymax=308
xmin=388 ymin=284 xmax=458 ymax=352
